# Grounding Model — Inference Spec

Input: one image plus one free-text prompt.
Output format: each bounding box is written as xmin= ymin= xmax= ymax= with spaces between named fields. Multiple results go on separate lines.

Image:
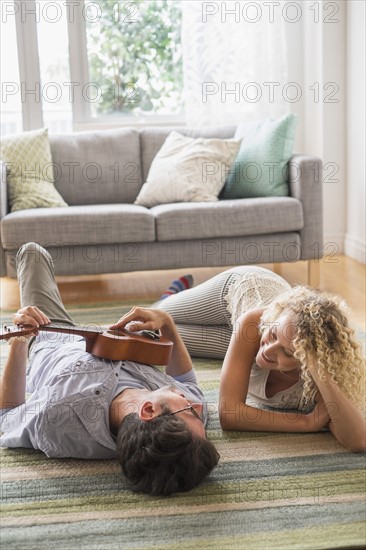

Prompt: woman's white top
xmin=224 ymin=266 xmax=314 ymax=411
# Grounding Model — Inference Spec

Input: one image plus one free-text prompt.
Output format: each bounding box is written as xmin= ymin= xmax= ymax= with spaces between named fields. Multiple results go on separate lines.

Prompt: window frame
xmin=14 ymin=0 xmax=43 ymax=130
xmin=12 ymin=0 xmax=185 ymax=133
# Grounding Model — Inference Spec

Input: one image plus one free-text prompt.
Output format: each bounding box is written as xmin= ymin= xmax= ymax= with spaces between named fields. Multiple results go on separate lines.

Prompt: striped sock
xmin=159 ymin=275 xmax=194 ymax=300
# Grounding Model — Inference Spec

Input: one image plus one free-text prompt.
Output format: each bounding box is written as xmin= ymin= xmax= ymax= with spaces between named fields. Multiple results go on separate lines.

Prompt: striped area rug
xmin=1 ymin=302 xmax=365 ymax=550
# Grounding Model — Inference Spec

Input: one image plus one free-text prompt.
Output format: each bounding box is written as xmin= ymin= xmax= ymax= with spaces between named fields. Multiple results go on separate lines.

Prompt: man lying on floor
xmin=0 ymin=243 xmax=219 ymax=496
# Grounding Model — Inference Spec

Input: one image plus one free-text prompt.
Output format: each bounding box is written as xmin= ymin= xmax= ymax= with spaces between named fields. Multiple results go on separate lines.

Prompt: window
xmin=36 ymin=1 xmax=73 ymax=132
xmin=84 ymin=0 xmax=183 ymax=120
xmin=1 ymin=0 xmax=184 ymax=134
xmin=0 ymin=1 xmax=22 ymax=136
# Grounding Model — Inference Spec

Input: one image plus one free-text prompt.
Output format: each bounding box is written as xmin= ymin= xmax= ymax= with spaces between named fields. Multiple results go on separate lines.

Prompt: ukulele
xmin=1 ymin=323 xmax=173 ymax=365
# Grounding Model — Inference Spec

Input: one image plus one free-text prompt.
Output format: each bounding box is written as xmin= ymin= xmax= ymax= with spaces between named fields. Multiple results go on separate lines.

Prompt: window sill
xmin=74 ymin=115 xmax=187 ymax=132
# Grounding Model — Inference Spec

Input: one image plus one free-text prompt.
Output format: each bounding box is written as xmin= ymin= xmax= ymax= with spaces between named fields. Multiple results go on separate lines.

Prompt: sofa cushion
xmin=220 ymin=114 xmax=297 ymax=199
xmin=135 ymin=132 xmax=240 ymax=207
xmin=49 ymin=129 xmax=142 ymax=206
xmin=140 ymin=126 xmax=236 ymax=182
xmin=151 ymin=197 xmax=303 ymax=242
xmin=1 ymin=128 xmax=68 ymax=212
xmin=1 ymin=204 xmax=155 ymax=249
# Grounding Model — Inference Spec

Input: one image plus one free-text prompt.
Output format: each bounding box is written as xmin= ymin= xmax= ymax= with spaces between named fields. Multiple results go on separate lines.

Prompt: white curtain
xmin=181 ymin=1 xmax=289 ymax=126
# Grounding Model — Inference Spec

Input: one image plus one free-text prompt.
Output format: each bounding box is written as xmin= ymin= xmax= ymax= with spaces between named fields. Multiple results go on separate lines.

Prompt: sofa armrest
xmin=288 ymin=154 xmax=323 ymax=261
xmin=0 ymin=161 xmax=8 ymax=219
xmin=0 ymin=161 xmax=9 ymax=276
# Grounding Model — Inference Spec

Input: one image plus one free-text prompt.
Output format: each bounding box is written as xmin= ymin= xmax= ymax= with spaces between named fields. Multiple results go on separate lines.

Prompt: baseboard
xmin=323 ymin=232 xmax=345 ymax=256
xmin=344 ymin=233 xmax=366 ymax=264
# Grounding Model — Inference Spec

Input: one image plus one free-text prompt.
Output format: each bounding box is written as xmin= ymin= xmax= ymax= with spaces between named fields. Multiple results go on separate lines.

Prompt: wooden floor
xmin=1 ymin=255 xmax=365 ymax=330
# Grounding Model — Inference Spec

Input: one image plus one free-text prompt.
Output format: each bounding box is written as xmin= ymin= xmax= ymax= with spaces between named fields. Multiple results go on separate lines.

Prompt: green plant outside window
xmin=86 ymin=0 xmax=183 ymax=117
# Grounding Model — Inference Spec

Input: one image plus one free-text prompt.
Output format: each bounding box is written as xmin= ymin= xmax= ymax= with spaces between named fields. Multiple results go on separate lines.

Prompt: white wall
xmin=345 ymin=0 xmax=366 ymax=263
xmin=286 ymin=1 xmax=365 ymax=263
xmin=320 ymin=1 xmax=347 ymax=256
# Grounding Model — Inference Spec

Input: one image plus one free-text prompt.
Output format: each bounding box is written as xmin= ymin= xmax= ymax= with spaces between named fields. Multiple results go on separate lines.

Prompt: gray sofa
xmin=0 ymin=126 xmax=323 ymax=284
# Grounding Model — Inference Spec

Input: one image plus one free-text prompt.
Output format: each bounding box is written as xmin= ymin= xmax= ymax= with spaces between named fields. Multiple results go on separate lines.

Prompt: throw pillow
xmin=134 ymin=131 xmax=240 ymax=208
xmin=0 ymin=127 xmax=68 ymax=212
xmin=220 ymin=113 xmax=298 ymax=199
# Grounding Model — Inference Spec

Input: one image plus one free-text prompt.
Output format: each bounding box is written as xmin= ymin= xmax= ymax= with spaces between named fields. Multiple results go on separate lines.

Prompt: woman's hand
xmin=110 ymin=307 xmax=173 ymax=336
xmin=304 ymin=353 xmax=319 ymax=374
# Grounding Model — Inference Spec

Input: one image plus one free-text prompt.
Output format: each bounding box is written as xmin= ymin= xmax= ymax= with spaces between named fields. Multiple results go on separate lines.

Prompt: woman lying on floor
xmin=119 ymin=266 xmax=365 ymax=452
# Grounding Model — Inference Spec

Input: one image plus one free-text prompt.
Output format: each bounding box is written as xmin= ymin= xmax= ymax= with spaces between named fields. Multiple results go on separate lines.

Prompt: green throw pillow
xmin=220 ymin=113 xmax=298 ymax=199
xmin=0 ymin=127 xmax=68 ymax=212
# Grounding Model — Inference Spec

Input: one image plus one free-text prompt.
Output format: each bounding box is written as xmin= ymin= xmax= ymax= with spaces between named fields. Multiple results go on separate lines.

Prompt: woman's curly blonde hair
xmin=260 ymin=286 xmax=365 ymax=409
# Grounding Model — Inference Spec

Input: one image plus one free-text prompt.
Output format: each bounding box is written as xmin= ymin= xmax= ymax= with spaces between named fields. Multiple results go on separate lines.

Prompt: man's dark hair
xmin=116 ymin=410 xmax=220 ymax=496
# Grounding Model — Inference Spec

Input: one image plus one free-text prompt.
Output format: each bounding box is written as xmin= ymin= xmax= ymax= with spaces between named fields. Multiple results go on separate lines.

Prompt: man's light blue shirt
xmin=0 ymin=333 xmax=207 ymax=459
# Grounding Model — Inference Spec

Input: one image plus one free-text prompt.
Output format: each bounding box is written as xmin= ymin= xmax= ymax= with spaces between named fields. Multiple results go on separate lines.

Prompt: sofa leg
xmin=308 ymin=259 xmax=320 ymax=288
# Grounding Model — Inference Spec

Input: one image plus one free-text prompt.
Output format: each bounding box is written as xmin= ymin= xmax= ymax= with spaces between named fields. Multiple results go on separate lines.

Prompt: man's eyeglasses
xmin=169 ymin=405 xmax=202 ymax=421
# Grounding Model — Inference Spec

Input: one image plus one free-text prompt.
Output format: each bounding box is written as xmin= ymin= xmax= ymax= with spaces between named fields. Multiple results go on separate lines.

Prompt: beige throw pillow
xmin=134 ymin=131 xmax=240 ymax=207
xmin=0 ymin=128 xmax=68 ymax=212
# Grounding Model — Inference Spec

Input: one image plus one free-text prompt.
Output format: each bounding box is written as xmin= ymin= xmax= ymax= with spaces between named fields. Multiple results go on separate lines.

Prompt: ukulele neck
xmin=1 ymin=322 xmax=103 ymax=341
xmin=37 ymin=323 xmax=103 ymax=339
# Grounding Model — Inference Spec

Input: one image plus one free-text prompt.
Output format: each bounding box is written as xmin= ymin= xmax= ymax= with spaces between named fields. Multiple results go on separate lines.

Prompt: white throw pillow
xmin=134 ymin=131 xmax=241 ymax=207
